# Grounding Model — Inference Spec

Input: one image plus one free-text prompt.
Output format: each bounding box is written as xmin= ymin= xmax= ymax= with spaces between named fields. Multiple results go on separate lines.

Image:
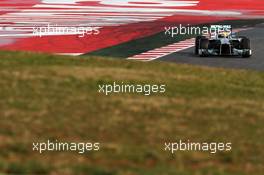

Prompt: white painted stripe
xmin=57 ymin=53 xmax=83 ymax=56
xmin=128 ymin=37 xmax=195 ymax=61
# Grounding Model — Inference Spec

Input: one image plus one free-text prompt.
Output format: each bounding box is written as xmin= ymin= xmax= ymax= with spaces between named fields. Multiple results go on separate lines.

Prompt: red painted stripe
xmin=0 ymin=0 xmax=263 ymax=54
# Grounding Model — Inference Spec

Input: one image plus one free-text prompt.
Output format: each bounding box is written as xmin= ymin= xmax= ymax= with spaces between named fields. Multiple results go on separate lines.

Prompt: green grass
xmin=0 ymin=51 xmax=264 ymax=175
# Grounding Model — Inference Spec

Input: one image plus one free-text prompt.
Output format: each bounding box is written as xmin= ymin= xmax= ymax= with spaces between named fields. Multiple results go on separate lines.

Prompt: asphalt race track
xmin=159 ymin=24 xmax=264 ymax=71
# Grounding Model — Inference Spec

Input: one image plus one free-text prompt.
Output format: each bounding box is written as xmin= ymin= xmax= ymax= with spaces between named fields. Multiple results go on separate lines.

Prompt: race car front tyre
xmin=242 ymin=50 xmax=252 ymax=58
xmin=241 ymin=37 xmax=250 ymax=49
xmin=241 ymin=38 xmax=251 ymax=58
xmin=199 ymin=38 xmax=209 ymax=57
xmin=195 ymin=36 xmax=206 ymax=55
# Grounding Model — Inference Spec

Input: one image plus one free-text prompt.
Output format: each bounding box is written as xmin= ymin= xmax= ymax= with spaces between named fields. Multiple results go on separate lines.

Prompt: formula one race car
xmin=195 ymin=25 xmax=252 ymax=58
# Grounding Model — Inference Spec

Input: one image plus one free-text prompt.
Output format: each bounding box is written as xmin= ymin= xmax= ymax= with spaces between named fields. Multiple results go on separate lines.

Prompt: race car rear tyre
xmin=195 ymin=36 xmax=206 ymax=55
xmin=199 ymin=38 xmax=209 ymax=57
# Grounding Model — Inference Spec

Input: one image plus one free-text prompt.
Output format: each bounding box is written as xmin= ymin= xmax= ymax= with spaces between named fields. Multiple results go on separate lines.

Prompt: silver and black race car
xmin=195 ymin=25 xmax=252 ymax=58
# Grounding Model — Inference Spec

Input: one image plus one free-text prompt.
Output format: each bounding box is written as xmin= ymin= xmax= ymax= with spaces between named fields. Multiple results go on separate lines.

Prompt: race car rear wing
xmin=210 ymin=25 xmax=232 ymax=39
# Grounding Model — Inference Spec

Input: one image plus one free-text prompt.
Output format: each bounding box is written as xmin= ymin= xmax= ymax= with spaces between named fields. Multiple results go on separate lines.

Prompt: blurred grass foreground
xmin=0 ymin=51 xmax=263 ymax=175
